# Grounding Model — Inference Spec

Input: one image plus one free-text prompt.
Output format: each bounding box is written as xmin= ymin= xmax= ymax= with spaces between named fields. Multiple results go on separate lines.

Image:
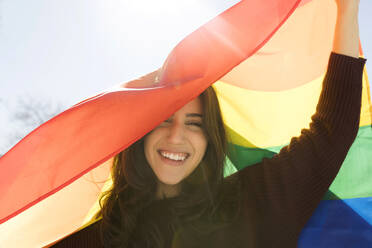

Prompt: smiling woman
xmin=90 ymin=86 xmax=228 ymax=247
xmin=0 ymin=0 xmax=370 ymax=247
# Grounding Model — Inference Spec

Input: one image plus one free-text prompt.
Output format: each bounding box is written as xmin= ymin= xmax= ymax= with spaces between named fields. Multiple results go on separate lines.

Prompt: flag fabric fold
xmin=0 ymin=0 xmax=302 ymax=246
xmin=1 ymin=0 xmax=371 ymax=247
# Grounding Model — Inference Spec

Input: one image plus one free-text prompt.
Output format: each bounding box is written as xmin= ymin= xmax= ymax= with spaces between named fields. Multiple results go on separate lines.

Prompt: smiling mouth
xmin=158 ymin=150 xmax=190 ymax=162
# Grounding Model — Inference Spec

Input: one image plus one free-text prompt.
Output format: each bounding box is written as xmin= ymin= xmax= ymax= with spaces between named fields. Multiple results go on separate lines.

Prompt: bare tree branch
xmin=1 ymin=95 xmax=65 ymax=156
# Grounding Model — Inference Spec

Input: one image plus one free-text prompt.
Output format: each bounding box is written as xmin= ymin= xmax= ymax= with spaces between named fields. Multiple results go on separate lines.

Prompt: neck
xmin=156 ymin=182 xmax=180 ymax=199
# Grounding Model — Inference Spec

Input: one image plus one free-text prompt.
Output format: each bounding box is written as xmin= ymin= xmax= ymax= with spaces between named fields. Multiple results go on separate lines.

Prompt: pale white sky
xmin=0 ymin=0 xmax=371 ymax=154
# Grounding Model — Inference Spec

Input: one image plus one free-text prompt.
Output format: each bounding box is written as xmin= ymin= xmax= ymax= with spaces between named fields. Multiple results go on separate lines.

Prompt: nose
xmin=166 ymin=120 xmax=185 ymax=144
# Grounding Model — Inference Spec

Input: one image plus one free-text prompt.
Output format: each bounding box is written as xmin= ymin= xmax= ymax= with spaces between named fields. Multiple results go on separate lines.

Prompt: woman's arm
xmin=232 ymin=1 xmax=366 ymax=245
xmin=333 ymin=0 xmax=360 ymax=58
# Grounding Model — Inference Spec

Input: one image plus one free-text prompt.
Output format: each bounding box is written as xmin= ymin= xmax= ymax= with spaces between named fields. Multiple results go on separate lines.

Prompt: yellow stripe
xmin=82 ymin=176 xmax=113 ymax=226
xmin=361 ymin=67 xmax=372 ymax=127
xmin=82 ymin=159 xmax=114 ymax=226
xmin=214 ymin=70 xmax=371 ymax=148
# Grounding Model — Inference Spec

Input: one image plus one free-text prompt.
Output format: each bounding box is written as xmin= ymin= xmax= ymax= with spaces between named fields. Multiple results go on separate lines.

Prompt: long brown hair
xmin=96 ymin=86 xmax=228 ymax=247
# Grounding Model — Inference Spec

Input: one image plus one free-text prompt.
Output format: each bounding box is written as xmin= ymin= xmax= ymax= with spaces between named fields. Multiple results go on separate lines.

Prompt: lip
xmin=157 ymin=150 xmax=190 ymax=166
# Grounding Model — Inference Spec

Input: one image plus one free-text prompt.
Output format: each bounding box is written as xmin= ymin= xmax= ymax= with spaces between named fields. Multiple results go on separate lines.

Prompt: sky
xmin=0 ymin=0 xmax=371 ymax=154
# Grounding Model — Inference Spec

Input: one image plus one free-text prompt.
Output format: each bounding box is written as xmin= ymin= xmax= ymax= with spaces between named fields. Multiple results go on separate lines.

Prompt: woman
xmin=50 ymin=0 xmax=366 ymax=247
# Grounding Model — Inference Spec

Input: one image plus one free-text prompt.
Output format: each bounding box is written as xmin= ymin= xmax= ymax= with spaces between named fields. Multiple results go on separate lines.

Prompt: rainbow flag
xmin=0 ymin=0 xmax=371 ymax=247
xmin=214 ymin=1 xmax=372 ymax=247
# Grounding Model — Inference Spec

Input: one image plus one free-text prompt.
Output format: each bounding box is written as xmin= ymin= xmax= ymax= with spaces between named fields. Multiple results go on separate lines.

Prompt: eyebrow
xmin=186 ymin=113 xmax=203 ymax=118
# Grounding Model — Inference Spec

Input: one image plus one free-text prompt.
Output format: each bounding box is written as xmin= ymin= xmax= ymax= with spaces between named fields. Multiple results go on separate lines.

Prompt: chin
xmin=158 ymin=178 xmax=182 ymax=186
xmin=157 ymin=175 xmax=184 ymax=186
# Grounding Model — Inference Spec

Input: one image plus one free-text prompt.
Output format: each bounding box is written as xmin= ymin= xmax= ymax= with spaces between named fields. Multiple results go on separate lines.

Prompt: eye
xmin=186 ymin=121 xmax=203 ymax=129
xmin=188 ymin=122 xmax=202 ymax=126
xmin=158 ymin=118 xmax=172 ymax=127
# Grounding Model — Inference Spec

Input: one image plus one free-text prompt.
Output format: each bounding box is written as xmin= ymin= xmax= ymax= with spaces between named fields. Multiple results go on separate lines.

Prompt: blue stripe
xmin=299 ymin=197 xmax=372 ymax=247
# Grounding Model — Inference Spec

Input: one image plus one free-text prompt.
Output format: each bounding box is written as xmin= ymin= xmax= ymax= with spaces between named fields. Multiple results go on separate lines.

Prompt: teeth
xmin=160 ymin=151 xmax=187 ymax=161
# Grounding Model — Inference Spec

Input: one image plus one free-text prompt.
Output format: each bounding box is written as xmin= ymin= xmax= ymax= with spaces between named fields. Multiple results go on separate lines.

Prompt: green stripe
xmin=224 ymin=125 xmax=372 ymax=200
xmin=227 ymin=144 xmax=277 ymax=170
xmin=327 ymin=125 xmax=372 ymax=199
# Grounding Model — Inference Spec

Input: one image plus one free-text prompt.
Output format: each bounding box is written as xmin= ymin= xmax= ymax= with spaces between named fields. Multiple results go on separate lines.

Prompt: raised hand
xmin=334 ymin=0 xmax=360 ymax=10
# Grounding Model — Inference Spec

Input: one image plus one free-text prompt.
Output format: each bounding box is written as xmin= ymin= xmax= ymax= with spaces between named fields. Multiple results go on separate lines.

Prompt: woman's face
xmin=144 ymin=97 xmax=208 ymax=186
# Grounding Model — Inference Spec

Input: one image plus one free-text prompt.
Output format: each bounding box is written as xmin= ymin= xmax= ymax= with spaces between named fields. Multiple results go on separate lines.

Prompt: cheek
xmin=193 ymin=133 xmax=208 ymax=161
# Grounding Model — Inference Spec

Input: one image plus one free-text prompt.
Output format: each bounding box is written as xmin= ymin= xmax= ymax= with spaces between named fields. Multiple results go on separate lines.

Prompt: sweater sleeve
xmin=234 ymin=53 xmax=366 ymax=244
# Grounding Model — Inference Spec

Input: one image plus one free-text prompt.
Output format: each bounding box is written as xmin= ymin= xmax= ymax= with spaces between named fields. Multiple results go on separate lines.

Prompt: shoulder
xmin=46 ymin=219 xmax=103 ymax=248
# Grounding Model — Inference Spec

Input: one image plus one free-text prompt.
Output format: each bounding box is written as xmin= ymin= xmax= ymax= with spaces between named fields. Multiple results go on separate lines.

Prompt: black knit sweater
xmin=49 ymin=53 xmax=366 ymax=248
